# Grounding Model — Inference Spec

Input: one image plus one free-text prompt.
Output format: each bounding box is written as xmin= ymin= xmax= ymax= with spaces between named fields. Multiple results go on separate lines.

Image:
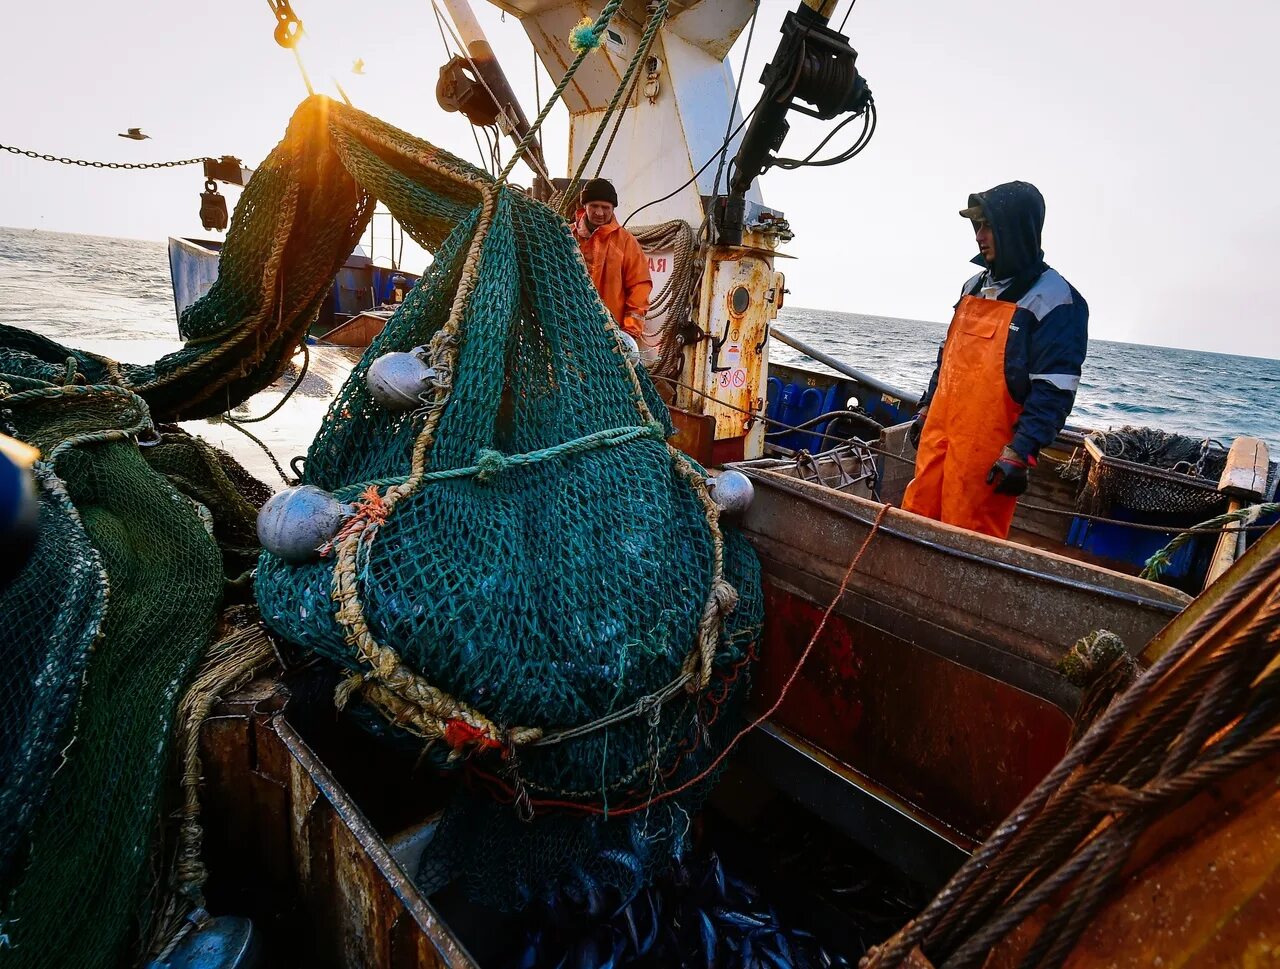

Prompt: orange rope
xmin=319 ymin=485 xmax=389 ymax=557
xmin=475 ymin=502 xmax=892 ymax=817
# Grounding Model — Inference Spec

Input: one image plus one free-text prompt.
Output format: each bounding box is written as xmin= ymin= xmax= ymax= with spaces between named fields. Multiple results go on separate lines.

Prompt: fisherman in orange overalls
xmin=902 ymin=182 xmax=1089 ymax=539
xmin=574 ymin=178 xmax=652 ymax=340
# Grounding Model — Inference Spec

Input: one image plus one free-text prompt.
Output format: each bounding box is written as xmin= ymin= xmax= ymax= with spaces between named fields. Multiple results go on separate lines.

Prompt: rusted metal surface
xmin=199 ymin=679 xmax=477 ymax=968
xmin=753 ymin=580 xmax=1073 ymax=842
xmin=736 ymin=468 xmax=1189 ymax=849
xmin=680 ymin=247 xmax=777 ymax=458
xmin=741 ymin=469 xmax=1187 ymax=670
xmin=668 ymin=405 xmax=716 ymax=466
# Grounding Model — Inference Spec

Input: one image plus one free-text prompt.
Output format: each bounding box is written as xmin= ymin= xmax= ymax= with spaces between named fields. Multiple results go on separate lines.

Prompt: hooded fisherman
xmin=902 ymin=181 xmax=1089 ymax=539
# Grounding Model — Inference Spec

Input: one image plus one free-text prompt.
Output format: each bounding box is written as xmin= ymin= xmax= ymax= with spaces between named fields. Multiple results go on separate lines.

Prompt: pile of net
xmin=1072 ymin=426 xmax=1231 ymax=517
xmin=0 ymin=378 xmax=266 ymax=968
xmin=248 ymin=98 xmax=763 ymax=910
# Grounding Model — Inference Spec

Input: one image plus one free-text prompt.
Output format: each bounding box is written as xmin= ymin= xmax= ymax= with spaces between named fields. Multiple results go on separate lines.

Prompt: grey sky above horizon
xmin=3 ymin=0 xmax=1278 ymax=358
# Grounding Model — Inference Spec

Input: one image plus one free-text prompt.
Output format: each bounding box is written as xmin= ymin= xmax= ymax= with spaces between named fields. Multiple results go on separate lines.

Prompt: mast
xmin=435 ymin=0 xmax=552 ymax=195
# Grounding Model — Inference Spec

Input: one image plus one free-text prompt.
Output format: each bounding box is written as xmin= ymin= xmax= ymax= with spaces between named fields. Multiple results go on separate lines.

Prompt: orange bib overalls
xmin=901 ymin=295 xmax=1023 ymax=539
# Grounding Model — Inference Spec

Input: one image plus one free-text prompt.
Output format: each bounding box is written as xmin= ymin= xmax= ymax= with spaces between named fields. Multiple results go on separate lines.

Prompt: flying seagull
xmin=352 ymin=58 xmax=366 ymax=75
xmin=118 ymin=127 xmax=150 ymax=140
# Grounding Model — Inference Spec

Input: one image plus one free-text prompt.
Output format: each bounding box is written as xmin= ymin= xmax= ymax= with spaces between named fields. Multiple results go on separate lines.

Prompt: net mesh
xmin=251 ymin=99 xmax=763 ymax=910
xmin=0 ymin=92 xmax=762 ymax=954
xmin=0 ymin=383 xmax=225 ymax=969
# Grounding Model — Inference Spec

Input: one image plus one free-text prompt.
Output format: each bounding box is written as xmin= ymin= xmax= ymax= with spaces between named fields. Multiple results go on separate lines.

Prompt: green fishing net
xmin=0 ymin=92 xmax=763 ymax=958
xmin=252 ymin=99 xmax=764 ymax=910
xmin=0 ymin=383 xmax=225 ymax=969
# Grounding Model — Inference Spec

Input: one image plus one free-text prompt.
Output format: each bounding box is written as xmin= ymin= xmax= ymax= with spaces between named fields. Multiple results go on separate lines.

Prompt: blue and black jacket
xmin=920 ymin=181 xmax=1089 ymax=460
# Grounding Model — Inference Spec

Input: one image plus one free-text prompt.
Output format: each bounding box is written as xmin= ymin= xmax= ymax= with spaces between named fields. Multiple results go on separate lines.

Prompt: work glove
xmin=907 ymin=407 xmax=928 ymax=449
xmin=986 ymin=445 xmax=1031 ymax=496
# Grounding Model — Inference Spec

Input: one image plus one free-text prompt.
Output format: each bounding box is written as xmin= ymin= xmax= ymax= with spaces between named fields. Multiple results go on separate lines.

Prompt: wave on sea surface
xmin=3 ymin=226 xmax=1279 ymax=454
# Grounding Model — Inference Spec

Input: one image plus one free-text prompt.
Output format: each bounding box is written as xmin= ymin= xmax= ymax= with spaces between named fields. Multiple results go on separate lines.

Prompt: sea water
xmin=4 ymin=226 xmax=1279 ymax=463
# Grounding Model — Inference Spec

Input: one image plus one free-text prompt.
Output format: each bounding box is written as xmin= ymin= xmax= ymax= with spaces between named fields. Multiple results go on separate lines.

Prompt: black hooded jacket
xmin=920 ymin=181 xmax=1089 ymax=459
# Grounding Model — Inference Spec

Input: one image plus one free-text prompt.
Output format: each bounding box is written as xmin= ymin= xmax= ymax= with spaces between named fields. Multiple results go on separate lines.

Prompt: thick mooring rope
xmin=861 ymin=537 xmax=1280 ymax=969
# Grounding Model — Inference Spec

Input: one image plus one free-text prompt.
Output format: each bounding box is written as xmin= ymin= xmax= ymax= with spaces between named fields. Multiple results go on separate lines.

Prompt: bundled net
xmin=1076 ymin=426 xmax=1230 ymax=517
xmin=0 ymin=382 xmax=225 ymax=968
xmin=253 ymin=98 xmax=763 ymax=910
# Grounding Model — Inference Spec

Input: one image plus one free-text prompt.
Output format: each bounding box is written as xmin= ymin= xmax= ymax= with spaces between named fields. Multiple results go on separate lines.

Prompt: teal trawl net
xmin=253 ymin=99 xmax=763 ymax=911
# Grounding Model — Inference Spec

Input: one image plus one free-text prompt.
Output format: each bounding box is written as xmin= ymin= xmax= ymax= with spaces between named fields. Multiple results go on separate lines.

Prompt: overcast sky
xmin=2 ymin=0 xmax=1278 ymax=357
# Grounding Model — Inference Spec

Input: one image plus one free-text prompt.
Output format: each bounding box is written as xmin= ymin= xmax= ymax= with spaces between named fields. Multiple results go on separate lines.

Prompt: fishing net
xmin=251 ymin=98 xmax=763 ymax=910
xmin=1076 ymin=426 xmax=1230 ymax=517
xmin=0 ymin=381 xmax=225 ymax=968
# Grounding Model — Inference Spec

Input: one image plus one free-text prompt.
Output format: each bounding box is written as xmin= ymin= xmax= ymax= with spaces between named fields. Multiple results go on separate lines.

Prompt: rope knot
xmin=475 ymin=448 xmax=508 ymax=484
xmin=710 ymin=577 xmax=739 ymax=618
xmin=443 ymin=718 xmax=503 ymax=754
xmin=1058 ymin=629 xmax=1128 ymax=687
xmin=319 ymin=484 xmax=389 ymax=556
xmin=568 ymin=16 xmax=604 ymax=53
xmin=645 ymin=420 xmax=667 ymax=441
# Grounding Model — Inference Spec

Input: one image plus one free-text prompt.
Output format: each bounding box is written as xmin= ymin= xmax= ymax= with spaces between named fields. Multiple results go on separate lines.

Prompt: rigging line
xmin=563 ymin=0 xmax=670 ymax=193
xmin=838 ymin=0 xmax=856 ymax=34
xmin=429 ymin=0 xmax=553 ymax=186
xmin=592 ymin=1 xmax=668 ymax=179
xmin=291 ymin=46 xmax=316 ymax=96
xmin=497 ymin=0 xmax=628 ymax=182
xmin=428 ymin=0 xmax=489 ymax=173
xmin=557 ymin=0 xmax=670 ymax=206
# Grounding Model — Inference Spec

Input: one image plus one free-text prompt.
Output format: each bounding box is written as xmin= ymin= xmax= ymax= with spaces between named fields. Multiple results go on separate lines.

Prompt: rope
xmin=142 ymin=610 xmax=278 ymax=959
xmin=497 ymin=0 xmax=627 ymax=183
xmin=224 ymin=339 xmax=311 ymax=424
xmin=862 ymin=539 xmax=1280 ymax=969
xmin=555 ymin=0 xmax=670 ymax=210
xmin=1141 ymin=502 xmax=1279 ymax=579
xmin=216 ymin=417 xmax=293 ymax=486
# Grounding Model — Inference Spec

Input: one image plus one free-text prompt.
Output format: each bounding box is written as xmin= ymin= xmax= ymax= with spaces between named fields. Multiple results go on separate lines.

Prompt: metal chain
xmin=0 ymin=144 xmax=211 ymax=170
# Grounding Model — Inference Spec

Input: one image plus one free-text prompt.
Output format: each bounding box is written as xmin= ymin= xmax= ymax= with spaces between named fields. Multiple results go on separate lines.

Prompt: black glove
xmin=907 ymin=408 xmax=928 ymax=449
xmin=986 ymin=445 xmax=1030 ymax=496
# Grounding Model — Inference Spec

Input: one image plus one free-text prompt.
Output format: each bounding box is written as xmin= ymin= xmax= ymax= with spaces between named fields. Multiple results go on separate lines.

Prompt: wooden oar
xmin=1203 ymin=436 xmax=1269 ymax=588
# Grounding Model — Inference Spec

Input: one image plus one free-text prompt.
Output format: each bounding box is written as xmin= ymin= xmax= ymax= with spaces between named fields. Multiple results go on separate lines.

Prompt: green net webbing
xmin=1 ymin=91 xmax=762 ymax=939
xmin=247 ymin=98 xmax=764 ymax=910
xmin=0 ymin=383 xmax=225 ymax=968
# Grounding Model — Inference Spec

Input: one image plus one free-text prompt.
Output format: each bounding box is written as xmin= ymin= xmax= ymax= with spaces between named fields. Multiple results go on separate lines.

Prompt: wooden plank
xmin=1205 ymin=437 xmax=1270 ymax=588
xmin=1217 ymin=436 xmax=1269 ymax=500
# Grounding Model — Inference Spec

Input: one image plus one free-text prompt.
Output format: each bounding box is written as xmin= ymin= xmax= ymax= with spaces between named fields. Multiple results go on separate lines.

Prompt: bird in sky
xmin=118 ymin=128 xmax=150 ymax=140
xmin=352 ymin=58 xmax=366 ymax=75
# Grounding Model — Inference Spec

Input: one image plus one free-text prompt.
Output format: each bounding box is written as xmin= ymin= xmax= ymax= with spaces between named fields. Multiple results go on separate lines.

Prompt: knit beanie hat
xmin=580 ymin=178 xmax=618 ymax=207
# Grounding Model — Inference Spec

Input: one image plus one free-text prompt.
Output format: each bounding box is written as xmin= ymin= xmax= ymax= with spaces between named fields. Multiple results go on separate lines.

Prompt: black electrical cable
xmin=623 ymin=107 xmax=756 ymax=228
xmin=713 ymin=0 xmax=761 ymax=200
xmin=774 ymin=100 xmax=876 ymax=169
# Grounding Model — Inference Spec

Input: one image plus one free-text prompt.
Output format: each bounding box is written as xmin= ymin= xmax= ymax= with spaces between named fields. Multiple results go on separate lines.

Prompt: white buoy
xmin=366 ymin=350 xmax=437 ymax=410
xmin=257 ymin=485 xmax=350 ymax=563
xmin=709 ymin=470 xmax=754 ymax=517
xmin=618 ymin=331 xmax=641 ymax=366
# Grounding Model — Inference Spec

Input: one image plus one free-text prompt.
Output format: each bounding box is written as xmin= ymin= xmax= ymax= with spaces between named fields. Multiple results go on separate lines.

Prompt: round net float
xmin=366 ymin=350 xmax=437 ymax=410
xmin=708 ymin=469 xmax=754 ymax=517
xmin=256 ymin=485 xmax=350 ymax=563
